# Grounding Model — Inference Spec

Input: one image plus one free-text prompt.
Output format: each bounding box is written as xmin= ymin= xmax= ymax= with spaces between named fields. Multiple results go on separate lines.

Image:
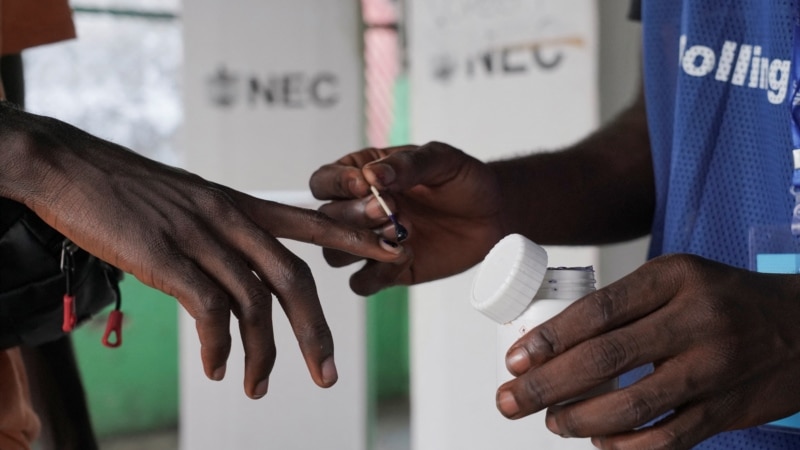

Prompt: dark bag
xmin=0 ymin=198 xmax=123 ymax=350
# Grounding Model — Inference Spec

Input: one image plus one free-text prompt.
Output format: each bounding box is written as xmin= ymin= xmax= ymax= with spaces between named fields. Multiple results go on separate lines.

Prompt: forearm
xmin=490 ymin=88 xmax=653 ymax=245
xmin=0 ymin=103 xmax=69 ymax=210
xmin=0 ymin=103 xmax=152 ymax=229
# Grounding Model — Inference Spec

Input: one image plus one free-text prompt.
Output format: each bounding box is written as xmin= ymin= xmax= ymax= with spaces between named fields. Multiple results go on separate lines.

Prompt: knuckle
xmin=281 ymin=257 xmax=314 ymax=287
xmin=307 ymin=208 xmax=336 ymax=228
xmin=270 ymin=255 xmax=315 ymax=293
xmin=424 ymin=140 xmax=455 ymax=152
xmin=143 ymin=231 xmax=179 ymax=260
xmin=422 ymin=140 xmax=446 ymax=150
xmin=417 ymin=140 xmax=462 ymax=163
xmin=197 ymin=292 xmax=231 ymax=320
xmin=426 ymin=140 xmax=464 ymax=159
xmin=521 ymin=375 xmax=552 ymax=409
xmin=200 ymin=187 xmax=236 ymax=218
xmin=200 ymin=331 xmax=231 ymax=354
xmin=243 ymin=340 xmax=277 ymax=368
xmin=621 ymin=389 xmax=658 ymax=427
xmin=295 ymin=317 xmax=333 ymax=347
xmin=585 ymin=335 xmax=633 ymax=377
xmin=557 ymin=409 xmax=587 ymax=438
xmin=647 ymin=428 xmax=687 ymax=450
xmin=316 ymin=211 xmax=365 ymax=245
xmin=647 ymin=253 xmax=701 ymax=284
xmin=237 ymin=289 xmax=273 ymax=326
xmin=260 ymin=341 xmax=278 ymax=361
xmin=529 ymin=324 xmax=564 ymax=356
xmin=308 ymin=165 xmax=329 ymax=189
xmin=587 ymin=287 xmax=622 ymax=325
xmin=316 ymin=202 xmax=338 ymax=220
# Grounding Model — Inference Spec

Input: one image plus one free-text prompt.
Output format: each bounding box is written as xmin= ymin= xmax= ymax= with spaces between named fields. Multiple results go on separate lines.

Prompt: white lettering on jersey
xmin=679 ymin=34 xmax=791 ymax=105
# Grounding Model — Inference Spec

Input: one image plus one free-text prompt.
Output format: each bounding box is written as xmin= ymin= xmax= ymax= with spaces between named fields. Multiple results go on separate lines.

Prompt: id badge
xmin=749 ymin=225 xmax=800 ymax=434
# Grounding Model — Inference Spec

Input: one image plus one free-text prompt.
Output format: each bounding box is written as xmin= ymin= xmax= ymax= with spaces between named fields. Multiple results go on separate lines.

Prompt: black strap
xmin=629 ymin=0 xmax=642 ymax=22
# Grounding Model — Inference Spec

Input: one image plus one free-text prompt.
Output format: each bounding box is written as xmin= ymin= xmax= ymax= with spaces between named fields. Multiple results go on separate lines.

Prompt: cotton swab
xmin=370 ymin=185 xmax=409 ymax=242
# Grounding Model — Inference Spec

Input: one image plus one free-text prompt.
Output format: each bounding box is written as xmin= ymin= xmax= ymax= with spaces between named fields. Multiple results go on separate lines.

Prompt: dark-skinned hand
xmin=498 ymin=254 xmax=800 ymax=449
xmin=309 ymin=141 xmax=508 ymax=295
xmin=0 ymin=106 xmax=404 ymax=399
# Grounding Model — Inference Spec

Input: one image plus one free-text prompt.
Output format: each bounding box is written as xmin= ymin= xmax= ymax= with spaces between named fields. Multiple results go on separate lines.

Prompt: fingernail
xmin=372 ymin=163 xmax=396 ymax=185
xmin=322 ymin=356 xmax=339 ymax=386
xmin=497 ymin=390 xmax=520 ymax=417
xmin=380 ymin=239 xmax=402 ymax=253
xmin=348 ymin=177 xmax=359 ymax=194
xmin=253 ymin=378 xmax=269 ymax=399
xmin=211 ymin=364 xmax=227 ymax=381
xmin=506 ymin=347 xmax=530 ymax=375
xmin=365 ymin=196 xmax=384 ymax=218
xmin=545 ymin=413 xmax=564 ymax=436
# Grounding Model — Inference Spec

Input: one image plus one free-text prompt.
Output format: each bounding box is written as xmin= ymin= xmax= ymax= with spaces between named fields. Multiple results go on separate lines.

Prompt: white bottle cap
xmin=471 ymin=234 xmax=548 ymax=324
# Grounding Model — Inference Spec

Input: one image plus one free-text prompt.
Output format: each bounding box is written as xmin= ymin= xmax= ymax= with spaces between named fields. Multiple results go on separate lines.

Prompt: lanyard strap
xmin=790 ymin=14 xmax=800 ymax=235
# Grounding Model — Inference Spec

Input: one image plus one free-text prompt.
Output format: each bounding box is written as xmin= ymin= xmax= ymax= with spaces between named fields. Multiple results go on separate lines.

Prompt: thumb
xmin=363 ymin=141 xmax=474 ymax=192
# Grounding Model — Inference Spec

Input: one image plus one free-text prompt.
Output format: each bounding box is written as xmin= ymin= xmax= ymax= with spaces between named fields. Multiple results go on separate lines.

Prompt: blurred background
xmin=22 ymin=0 xmax=643 ymax=449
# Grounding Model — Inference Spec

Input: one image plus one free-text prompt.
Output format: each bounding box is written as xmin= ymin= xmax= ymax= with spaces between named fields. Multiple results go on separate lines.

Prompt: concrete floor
xmin=99 ymin=398 xmax=410 ymax=450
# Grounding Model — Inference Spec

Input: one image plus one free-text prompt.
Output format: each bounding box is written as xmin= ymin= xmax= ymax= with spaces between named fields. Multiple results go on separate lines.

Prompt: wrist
xmin=487 ymin=158 xmax=525 ymax=237
xmin=0 ymin=104 xmax=70 ymax=210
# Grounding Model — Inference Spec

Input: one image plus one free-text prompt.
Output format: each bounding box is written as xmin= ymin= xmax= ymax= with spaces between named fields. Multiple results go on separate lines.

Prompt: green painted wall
xmin=368 ymin=74 xmax=411 ymax=403
xmin=73 ymin=276 xmax=179 ymax=437
xmin=368 ymin=286 xmax=410 ymax=401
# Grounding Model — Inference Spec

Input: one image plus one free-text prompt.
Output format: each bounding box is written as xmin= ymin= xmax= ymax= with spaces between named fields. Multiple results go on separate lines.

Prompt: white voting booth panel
xmin=180 ymin=227 xmax=367 ymax=450
xmin=181 ymin=2 xmax=367 ymax=450
xmin=182 ymin=0 xmax=363 ymax=193
xmin=409 ymin=1 xmax=600 ymax=449
xmin=177 ymin=192 xmax=367 ymax=450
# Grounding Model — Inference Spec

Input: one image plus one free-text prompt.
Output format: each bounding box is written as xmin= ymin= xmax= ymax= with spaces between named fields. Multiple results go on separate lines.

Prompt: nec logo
xmin=430 ymin=37 xmax=583 ymax=84
xmin=432 ymin=45 xmax=564 ymax=83
xmin=207 ymin=65 xmax=339 ymax=109
xmin=679 ymin=35 xmax=791 ymax=105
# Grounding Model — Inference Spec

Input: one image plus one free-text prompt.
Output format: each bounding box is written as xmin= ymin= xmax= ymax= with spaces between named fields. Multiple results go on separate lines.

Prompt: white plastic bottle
xmin=471 ymin=234 xmax=616 ymax=399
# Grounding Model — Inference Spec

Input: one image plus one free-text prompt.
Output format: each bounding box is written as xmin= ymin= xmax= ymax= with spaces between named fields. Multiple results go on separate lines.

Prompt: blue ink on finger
xmin=389 ymin=215 xmax=408 ymax=242
xmin=371 ymin=185 xmax=409 ymax=244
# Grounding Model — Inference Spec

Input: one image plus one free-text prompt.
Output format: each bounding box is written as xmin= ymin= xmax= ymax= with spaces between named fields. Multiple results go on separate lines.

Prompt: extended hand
xmin=310 ymin=141 xmax=508 ymax=295
xmin=1 ymin=109 xmax=403 ymax=399
xmin=497 ymin=254 xmax=800 ymax=449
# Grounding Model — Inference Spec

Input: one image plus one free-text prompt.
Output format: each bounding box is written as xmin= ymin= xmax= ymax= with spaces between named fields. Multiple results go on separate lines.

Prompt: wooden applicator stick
xmin=370 ymin=185 xmax=408 ymax=242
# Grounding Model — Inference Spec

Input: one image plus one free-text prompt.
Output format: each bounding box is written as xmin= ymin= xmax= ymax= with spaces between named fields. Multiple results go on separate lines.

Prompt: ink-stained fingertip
xmin=390 ymin=217 xmax=409 ymax=242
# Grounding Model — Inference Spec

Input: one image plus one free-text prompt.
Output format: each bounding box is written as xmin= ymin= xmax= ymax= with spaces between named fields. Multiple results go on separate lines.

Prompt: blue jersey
xmin=644 ymin=0 xmax=794 ymax=265
xmin=640 ymin=1 xmax=800 ymax=448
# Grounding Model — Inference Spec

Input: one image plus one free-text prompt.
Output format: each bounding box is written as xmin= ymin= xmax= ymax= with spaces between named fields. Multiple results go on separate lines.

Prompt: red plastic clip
xmin=62 ymin=294 xmax=77 ymax=332
xmin=102 ymin=310 xmax=123 ymax=348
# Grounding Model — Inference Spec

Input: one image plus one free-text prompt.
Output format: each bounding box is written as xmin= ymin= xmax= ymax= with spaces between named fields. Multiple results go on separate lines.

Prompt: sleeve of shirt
xmin=628 ymin=0 xmax=642 ymax=21
xmin=1 ymin=0 xmax=76 ymax=55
